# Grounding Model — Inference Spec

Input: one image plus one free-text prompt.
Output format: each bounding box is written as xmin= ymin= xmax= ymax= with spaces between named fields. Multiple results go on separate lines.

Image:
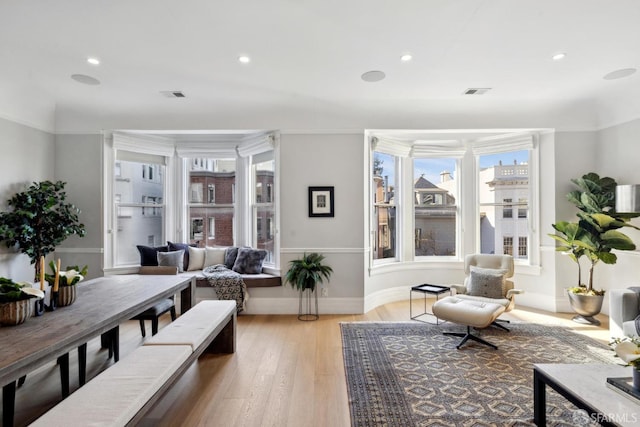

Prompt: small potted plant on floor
xmin=285 ymin=252 xmax=333 ymax=321
xmin=0 ymin=277 xmax=44 ymax=325
xmin=550 ymin=173 xmax=639 ymax=324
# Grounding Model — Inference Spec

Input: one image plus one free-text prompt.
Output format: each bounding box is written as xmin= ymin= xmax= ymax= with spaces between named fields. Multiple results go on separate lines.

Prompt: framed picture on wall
xmin=308 ymin=186 xmax=334 ymax=217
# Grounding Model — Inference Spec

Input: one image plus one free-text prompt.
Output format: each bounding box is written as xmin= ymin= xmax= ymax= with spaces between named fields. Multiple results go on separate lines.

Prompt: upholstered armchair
xmin=451 ymin=254 xmax=523 ymax=328
xmin=609 ymin=288 xmax=640 ymax=338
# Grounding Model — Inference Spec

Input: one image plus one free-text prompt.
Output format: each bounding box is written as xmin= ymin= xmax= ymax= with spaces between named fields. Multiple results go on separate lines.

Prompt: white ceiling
xmin=1 ymin=0 xmax=639 ymax=133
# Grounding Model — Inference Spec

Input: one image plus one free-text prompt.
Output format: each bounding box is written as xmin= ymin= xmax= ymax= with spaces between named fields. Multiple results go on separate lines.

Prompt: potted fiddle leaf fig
xmin=285 ymin=252 xmax=333 ymax=320
xmin=0 ymin=181 xmax=85 ymax=281
xmin=550 ymin=173 xmax=639 ymax=324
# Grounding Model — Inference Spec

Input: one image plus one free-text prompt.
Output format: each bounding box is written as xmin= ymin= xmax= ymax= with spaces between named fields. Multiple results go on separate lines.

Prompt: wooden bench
xmin=30 ymin=300 xmax=236 ymax=427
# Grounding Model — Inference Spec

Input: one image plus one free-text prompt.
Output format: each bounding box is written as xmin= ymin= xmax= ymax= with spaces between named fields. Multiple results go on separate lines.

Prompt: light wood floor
xmin=9 ymin=300 xmax=610 ymax=427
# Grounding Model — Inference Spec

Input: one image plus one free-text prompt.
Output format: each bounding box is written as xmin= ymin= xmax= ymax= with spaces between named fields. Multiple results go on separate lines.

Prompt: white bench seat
xmin=32 ymin=300 xmax=237 ymax=426
xmin=143 ymin=300 xmax=236 ymax=351
xmin=30 ymin=345 xmax=192 ymax=427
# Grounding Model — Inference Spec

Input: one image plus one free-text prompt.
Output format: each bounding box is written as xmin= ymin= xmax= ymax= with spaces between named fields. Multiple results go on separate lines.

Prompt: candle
xmin=53 ymin=258 xmax=61 ymax=292
xmin=39 ymin=256 xmax=45 ymax=290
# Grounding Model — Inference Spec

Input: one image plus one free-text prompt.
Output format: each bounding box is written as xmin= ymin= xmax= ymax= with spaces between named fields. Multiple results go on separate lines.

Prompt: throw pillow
xmin=157 ymin=250 xmax=185 ymax=273
xmin=203 ymin=246 xmax=227 ymax=268
xmin=187 ymin=246 xmax=206 ymax=271
xmin=232 ymin=248 xmax=267 ymax=274
xmin=136 ymin=245 xmax=169 ymax=266
xmin=467 ymin=266 xmax=506 ymax=299
xmin=224 ymin=247 xmax=239 ymax=269
xmin=167 ymin=241 xmax=196 ymax=271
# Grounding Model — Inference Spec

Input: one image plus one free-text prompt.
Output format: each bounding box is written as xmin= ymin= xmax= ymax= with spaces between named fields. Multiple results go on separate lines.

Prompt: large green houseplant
xmin=0 ymin=181 xmax=86 ymax=281
xmin=550 ymin=173 xmax=639 ymax=323
xmin=285 ymin=252 xmax=333 ymax=320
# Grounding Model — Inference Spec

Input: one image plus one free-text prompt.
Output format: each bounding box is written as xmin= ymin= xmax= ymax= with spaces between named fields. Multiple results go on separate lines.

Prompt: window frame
xmin=472 ymin=133 xmax=539 ymax=267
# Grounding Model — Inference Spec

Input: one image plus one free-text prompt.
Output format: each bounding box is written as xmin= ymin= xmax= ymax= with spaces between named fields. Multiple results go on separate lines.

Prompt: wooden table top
xmin=0 ymin=274 xmax=194 ymax=386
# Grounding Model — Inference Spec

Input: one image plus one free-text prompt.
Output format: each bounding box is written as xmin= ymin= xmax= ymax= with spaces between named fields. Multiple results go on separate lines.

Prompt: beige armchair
xmin=451 ymin=254 xmax=523 ymax=330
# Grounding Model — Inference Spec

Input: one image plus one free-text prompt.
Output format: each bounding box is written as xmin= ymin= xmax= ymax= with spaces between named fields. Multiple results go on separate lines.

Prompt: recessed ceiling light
xmin=238 ymin=55 xmax=251 ymax=64
xmin=361 ymin=70 xmax=386 ymax=82
xmin=400 ymin=54 xmax=413 ymax=62
xmin=71 ymin=74 xmax=100 ymax=85
xmin=552 ymin=52 xmax=566 ymax=61
xmin=603 ymin=68 xmax=637 ymax=80
xmin=87 ymin=57 xmax=100 ymax=65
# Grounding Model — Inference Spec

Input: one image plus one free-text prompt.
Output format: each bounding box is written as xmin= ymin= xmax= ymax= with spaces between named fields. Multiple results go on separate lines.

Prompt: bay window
xmin=107 ymin=131 xmax=279 ymax=271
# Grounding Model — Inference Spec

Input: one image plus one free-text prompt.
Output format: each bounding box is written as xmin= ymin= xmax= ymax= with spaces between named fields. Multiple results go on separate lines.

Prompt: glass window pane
xmin=116 ymin=206 xmax=164 ymax=265
xmin=188 ymin=158 xmax=236 ymax=247
xmin=373 ymin=152 xmax=396 ymax=260
xmin=253 ymin=157 xmax=275 ymax=263
xmin=413 ymin=158 xmax=457 ymax=256
xmin=115 ymin=160 xmax=164 ymax=204
xmin=479 ymin=150 xmax=529 ymax=259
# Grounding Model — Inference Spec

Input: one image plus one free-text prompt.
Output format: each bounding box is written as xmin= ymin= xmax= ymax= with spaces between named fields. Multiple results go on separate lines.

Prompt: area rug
xmin=341 ymin=322 xmax=618 ymax=426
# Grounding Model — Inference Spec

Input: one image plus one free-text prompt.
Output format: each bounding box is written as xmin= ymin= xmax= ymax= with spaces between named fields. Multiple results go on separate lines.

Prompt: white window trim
xmin=104 ymin=132 xmax=174 ymax=272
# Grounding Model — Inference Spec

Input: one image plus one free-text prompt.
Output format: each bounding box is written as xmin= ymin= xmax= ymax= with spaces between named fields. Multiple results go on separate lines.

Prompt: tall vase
xmin=633 ymin=367 xmax=640 ymax=392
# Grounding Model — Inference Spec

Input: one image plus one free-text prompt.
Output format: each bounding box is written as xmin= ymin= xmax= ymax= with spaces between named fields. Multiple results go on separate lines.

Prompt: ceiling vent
xmin=463 ymin=88 xmax=491 ymax=95
xmin=160 ymin=90 xmax=186 ymax=98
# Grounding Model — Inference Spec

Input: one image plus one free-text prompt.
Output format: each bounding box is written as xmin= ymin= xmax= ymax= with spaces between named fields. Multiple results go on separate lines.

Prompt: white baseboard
xmin=243 ymin=297 xmax=364 ymax=315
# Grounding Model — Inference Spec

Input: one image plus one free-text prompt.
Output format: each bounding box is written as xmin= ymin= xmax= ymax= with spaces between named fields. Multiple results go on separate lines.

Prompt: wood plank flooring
xmin=7 ymin=300 xmax=610 ymax=427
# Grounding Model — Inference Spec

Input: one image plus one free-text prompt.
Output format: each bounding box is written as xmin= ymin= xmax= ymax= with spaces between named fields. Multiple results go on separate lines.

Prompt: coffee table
xmin=410 ymin=284 xmax=451 ymax=324
xmin=533 ymin=363 xmax=640 ymax=427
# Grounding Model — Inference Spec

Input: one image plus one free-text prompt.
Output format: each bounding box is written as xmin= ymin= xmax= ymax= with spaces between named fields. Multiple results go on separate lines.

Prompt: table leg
xmin=180 ymin=277 xmax=195 ymax=313
xmin=533 ymin=368 xmax=546 ymax=427
xmin=58 ymin=353 xmax=70 ymax=398
xmin=78 ymin=343 xmax=87 ymax=386
xmin=3 ymin=381 xmax=16 ymax=427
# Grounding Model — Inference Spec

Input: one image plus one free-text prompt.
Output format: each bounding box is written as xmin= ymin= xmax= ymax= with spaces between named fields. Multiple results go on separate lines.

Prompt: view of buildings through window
xmin=188 ymin=158 xmax=236 ymax=247
xmin=372 ymin=148 xmax=530 ymax=262
xmin=253 ymin=157 xmax=275 ymax=263
xmin=372 ymin=152 xmax=397 ymax=260
xmin=114 ymin=154 xmax=276 ymax=266
xmin=479 ymin=150 xmax=529 ymax=259
xmin=114 ymin=160 xmax=165 ymax=265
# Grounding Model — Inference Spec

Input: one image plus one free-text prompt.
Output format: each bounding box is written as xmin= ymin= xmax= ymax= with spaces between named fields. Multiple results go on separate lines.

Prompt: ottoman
xmin=432 ymin=296 xmax=506 ymax=349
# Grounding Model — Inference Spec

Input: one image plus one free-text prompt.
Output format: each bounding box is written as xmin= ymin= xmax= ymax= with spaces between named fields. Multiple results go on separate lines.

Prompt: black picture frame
xmin=308 ymin=186 xmax=334 ymax=217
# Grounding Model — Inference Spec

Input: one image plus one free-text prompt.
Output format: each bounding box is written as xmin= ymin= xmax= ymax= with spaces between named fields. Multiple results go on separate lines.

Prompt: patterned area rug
xmin=341 ymin=322 xmax=617 ymax=426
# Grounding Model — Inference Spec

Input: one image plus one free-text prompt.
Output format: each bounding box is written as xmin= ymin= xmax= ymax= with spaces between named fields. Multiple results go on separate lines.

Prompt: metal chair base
xmin=443 ymin=326 xmax=498 ymax=350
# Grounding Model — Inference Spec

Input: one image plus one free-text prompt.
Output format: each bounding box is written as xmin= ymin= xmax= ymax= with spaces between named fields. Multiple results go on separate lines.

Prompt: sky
xmin=375 ymin=150 xmax=529 ymax=187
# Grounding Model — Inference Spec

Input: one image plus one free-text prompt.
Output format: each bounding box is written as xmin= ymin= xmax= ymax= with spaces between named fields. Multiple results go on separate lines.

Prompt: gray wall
xmin=54 ymin=134 xmax=103 ymax=280
xmin=2 ymin=113 xmax=640 ymax=314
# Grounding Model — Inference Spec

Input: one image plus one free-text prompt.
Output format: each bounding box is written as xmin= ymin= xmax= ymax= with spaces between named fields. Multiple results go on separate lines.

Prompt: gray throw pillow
xmin=224 ymin=247 xmax=239 ymax=269
xmin=467 ymin=267 xmax=505 ymax=299
xmin=157 ymin=249 xmax=185 ymax=273
xmin=232 ymin=248 xmax=267 ymax=274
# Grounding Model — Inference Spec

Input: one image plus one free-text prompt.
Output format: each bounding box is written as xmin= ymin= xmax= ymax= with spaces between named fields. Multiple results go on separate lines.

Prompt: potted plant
xmin=45 ymin=262 xmax=87 ymax=306
xmin=550 ymin=173 xmax=639 ymax=324
xmin=0 ymin=277 xmax=44 ymax=325
xmin=0 ymin=181 xmax=85 ymax=281
xmin=284 ymin=252 xmax=333 ymax=321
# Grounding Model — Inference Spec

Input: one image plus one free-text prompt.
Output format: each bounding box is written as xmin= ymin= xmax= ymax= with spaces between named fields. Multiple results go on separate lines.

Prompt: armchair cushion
xmin=467 ymin=266 xmax=506 ymax=299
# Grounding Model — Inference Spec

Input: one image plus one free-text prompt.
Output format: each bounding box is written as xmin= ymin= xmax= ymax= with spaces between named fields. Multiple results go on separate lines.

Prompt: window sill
xmin=369 ymin=259 xmax=464 ymax=276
